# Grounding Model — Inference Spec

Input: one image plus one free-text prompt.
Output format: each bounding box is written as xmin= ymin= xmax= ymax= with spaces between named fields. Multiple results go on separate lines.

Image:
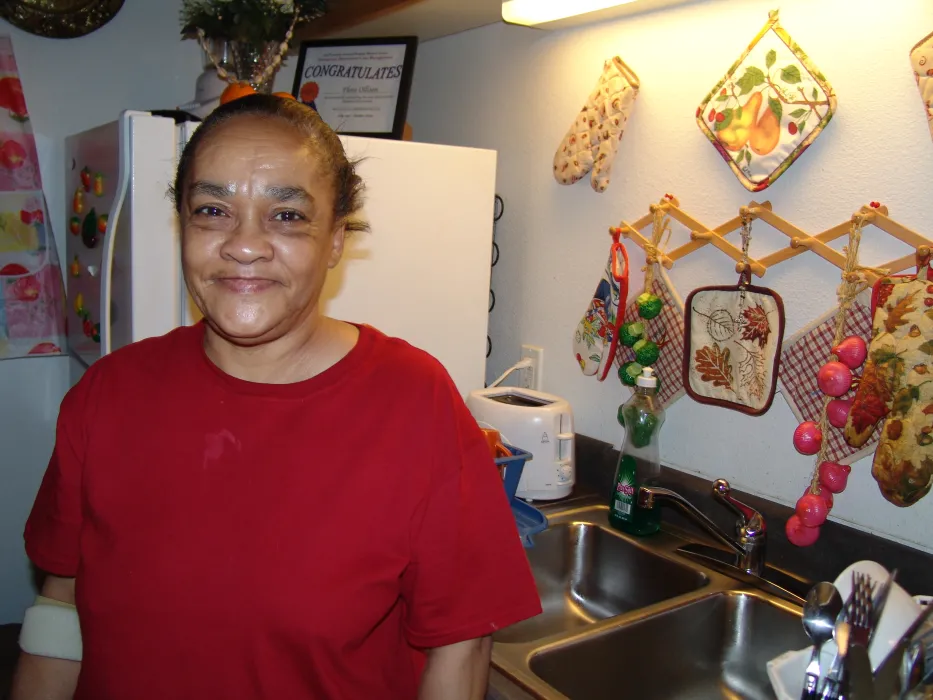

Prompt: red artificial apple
xmin=786 ymin=514 xmax=821 ymax=547
xmin=832 ymin=336 xmax=868 ymax=370
xmin=818 ymin=361 xmax=853 ymax=397
xmin=827 ymin=399 xmax=853 ymax=429
xmin=796 ymin=491 xmax=830 ymax=527
xmin=819 ymin=461 xmax=851 ymax=494
xmin=793 ymin=421 xmax=823 ymax=455
xmin=0 ymin=140 xmax=27 ymax=170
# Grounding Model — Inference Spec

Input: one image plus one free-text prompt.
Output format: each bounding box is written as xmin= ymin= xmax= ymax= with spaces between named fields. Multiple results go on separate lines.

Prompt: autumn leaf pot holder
xmin=696 ymin=10 xmax=837 ymax=192
xmin=844 ymin=260 xmax=933 ymax=507
xmin=684 ymin=274 xmax=786 ymax=416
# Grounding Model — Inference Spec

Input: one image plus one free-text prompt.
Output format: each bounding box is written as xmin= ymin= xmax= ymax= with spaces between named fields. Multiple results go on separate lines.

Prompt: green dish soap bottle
xmin=609 ymin=366 xmax=665 ymax=536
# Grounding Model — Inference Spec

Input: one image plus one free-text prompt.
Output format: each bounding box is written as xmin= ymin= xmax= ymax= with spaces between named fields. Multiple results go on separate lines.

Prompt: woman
xmin=12 ymin=94 xmax=541 ymax=699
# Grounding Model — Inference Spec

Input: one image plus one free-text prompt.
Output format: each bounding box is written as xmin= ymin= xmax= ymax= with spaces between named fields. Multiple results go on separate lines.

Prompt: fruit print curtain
xmin=696 ymin=10 xmax=837 ymax=192
xmin=0 ymin=35 xmax=65 ymax=359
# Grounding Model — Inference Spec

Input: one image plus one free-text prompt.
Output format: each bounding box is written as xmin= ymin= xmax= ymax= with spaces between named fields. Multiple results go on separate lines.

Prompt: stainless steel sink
xmin=494 ymin=522 xmax=709 ymax=644
xmin=491 ymin=502 xmax=811 ymax=700
xmin=529 ymin=592 xmax=808 ymax=699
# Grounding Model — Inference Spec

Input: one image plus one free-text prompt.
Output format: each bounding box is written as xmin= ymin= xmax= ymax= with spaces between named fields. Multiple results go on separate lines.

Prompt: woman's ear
xmin=328 ymin=224 xmax=347 ymax=269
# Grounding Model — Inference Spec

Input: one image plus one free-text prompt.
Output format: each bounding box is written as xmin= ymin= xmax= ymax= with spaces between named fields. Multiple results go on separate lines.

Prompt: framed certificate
xmin=291 ymin=37 xmax=418 ymax=140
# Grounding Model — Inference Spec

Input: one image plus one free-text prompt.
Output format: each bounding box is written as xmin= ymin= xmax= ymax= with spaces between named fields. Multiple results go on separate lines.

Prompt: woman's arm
xmin=418 ymin=636 xmax=492 ymax=700
xmin=11 ymin=575 xmax=81 ymax=700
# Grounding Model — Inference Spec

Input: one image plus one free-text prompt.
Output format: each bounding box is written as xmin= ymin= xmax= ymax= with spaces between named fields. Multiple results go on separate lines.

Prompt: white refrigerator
xmin=64 ymin=111 xmax=497 ymax=394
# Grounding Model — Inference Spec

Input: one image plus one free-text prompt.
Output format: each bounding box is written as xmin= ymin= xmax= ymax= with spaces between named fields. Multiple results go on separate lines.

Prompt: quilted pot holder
xmin=910 ymin=29 xmax=933 ymax=143
xmin=615 ymin=267 xmax=687 ymax=410
xmin=684 ymin=271 xmax=785 ymax=415
xmin=554 ymin=56 xmax=640 ymax=193
xmin=572 ymin=231 xmax=630 ymax=381
xmin=778 ymin=295 xmax=878 ymax=466
xmin=696 ymin=10 xmax=837 ymax=192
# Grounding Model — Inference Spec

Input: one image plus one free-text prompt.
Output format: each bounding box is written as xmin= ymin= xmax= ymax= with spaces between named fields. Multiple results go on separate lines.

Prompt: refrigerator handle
xmin=99 ymin=111 xmax=137 ymax=357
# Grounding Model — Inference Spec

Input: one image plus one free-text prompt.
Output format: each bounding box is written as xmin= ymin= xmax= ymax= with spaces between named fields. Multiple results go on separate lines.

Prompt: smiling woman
xmin=12 ymin=94 xmax=542 ymax=700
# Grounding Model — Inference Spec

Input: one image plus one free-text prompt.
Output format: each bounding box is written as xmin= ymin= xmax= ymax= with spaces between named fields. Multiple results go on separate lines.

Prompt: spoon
xmin=801 ymin=582 xmax=844 ymax=700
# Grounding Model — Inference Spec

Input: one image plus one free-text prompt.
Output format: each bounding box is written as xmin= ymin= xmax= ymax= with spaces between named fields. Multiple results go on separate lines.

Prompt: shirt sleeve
xmin=401 ymin=371 xmax=542 ymax=649
xmin=24 ymin=368 xmax=97 ymax=578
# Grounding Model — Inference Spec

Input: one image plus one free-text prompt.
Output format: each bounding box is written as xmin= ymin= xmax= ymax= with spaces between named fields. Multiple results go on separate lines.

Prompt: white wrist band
xmin=19 ymin=598 xmax=83 ymax=661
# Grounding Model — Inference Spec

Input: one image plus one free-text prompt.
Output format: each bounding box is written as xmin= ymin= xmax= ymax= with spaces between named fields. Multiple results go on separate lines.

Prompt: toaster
xmin=466 ymin=387 xmax=574 ymax=501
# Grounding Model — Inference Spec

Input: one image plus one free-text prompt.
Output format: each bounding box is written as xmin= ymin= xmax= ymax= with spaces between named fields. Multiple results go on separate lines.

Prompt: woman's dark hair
xmin=171 ymin=93 xmax=367 ymax=232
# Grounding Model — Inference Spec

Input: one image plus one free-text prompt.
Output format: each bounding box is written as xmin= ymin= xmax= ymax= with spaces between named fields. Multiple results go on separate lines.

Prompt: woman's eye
xmin=193 ymin=205 xmax=225 ymax=217
xmin=273 ymin=210 xmax=306 ymax=223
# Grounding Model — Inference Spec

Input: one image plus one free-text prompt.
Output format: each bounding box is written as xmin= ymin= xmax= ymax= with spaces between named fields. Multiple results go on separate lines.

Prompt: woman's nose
xmin=220 ymin=217 xmax=273 ymax=264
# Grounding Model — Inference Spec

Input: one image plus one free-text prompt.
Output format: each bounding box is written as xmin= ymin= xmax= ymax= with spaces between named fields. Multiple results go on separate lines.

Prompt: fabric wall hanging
xmin=572 ymin=229 xmax=630 ymax=381
xmin=910 ymin=29 xmax=933 ymax=143
xmin=844 ymin=255 xmax=933 ymax=507
xmin=615 ymin=204 xmax=686 ymax=409
xmin=0 ymin=35 xmax=65 ymax=360
xmin=554 ymin=56 xmax=640 ymax=194
xmin=683 ymin=216 xmax=785 ymax=414
xmin=696 ymin=9 xmax=837 ymax=192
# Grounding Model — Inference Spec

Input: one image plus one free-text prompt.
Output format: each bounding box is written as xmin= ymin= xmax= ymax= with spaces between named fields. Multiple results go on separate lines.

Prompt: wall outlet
xmin=520 ymin=344 xmax=544 ymax=391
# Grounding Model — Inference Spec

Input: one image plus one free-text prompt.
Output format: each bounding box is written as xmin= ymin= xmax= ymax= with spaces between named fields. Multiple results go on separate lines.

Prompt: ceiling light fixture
xmin=501 ymin=0 xmax=694 ymax=30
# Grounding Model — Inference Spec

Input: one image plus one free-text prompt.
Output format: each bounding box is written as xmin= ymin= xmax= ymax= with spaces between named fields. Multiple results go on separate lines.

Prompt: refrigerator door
xmin=64 ymin=119 xmax=119 ymax=366
xmin=323 ymin=136 xmax=497 ymax=396
xmin=66 ymin=111 xmax=184 ymax=366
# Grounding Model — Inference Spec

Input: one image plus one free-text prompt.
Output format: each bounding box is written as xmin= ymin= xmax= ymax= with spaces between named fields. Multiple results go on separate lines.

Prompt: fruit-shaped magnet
xmin=69 ymin=216 xmax=80 ymax=235
xmin=80 ymin=166 xmax=91 ymax=192
xmin=97 ymin=213 xmax=108 ymax=234
xmin=69 ymin=256 xmax=81 ymax=278
xmin=696 ymin=10 xmax=837 ymax=192
xmin=81 ymin=208 xmax=98 ymax=249
xmin=93 ymin=173 xmax=104 ymax=197
xmin=73 ymin=188 xmax=84 ymax=214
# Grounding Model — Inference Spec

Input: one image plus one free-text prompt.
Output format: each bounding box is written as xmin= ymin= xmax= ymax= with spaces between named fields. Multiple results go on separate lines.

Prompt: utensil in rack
xmin=820 ymin=620 xmax=851 ymax=700
xmin=871 ymin=568 xmax=898 ymax=644
xmin=802 ymin=583 xmax=844 ymax=700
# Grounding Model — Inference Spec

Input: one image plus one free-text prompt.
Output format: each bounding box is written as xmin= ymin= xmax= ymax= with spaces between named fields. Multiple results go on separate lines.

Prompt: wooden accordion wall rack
xmin=610 ymin=196 xmax=933 ymax=284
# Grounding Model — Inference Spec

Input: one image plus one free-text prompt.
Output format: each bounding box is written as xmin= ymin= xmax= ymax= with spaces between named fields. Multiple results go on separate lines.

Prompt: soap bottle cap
xmin=636 ymin=366 xmax=658 ymax=388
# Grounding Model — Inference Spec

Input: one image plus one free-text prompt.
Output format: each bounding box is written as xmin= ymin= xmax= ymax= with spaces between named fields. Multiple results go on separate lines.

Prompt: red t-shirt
xmin=25 ymin=323 xmax=541 ymax=699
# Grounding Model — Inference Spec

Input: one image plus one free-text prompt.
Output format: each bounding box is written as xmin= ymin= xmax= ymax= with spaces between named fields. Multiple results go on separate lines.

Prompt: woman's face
xmin=180 ymin=116 xmax=345 ymax=345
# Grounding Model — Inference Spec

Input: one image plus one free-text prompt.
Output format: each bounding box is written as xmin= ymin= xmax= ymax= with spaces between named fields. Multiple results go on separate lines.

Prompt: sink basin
xmin=529 ymin=592 xmax=809 ymax=699
xmin=493 ymin=522 xmax=709 ymax=644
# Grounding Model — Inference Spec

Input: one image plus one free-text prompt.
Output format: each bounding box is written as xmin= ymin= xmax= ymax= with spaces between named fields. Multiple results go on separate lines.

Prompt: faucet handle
xmin=711 ymin=479 xmax=767 ymax=537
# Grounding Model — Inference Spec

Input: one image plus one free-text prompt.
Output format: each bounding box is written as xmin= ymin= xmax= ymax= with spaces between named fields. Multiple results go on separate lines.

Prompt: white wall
xmin=0 ymin=0 xmax=202 ymax=623
xmin=405 ymin=0 xmax=933 ymax=553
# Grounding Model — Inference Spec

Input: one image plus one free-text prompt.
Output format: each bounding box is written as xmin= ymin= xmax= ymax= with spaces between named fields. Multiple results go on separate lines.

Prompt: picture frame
xmin=291 ymin=37 xmax=418 ymax=140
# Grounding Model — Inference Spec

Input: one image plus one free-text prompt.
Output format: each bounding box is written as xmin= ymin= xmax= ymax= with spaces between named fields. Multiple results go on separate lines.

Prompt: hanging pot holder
xmin=696 ymin=9 xmax=837 ymax=192
xmin=572 ymin=231 xmax=629 ymax=381
xmin=910 ymin=29 xmax=933 ymax=143
xmin=615 ymin=267 xmax=687 ymax=410
xmin=684 ymin=269 xmax=785 ymax=415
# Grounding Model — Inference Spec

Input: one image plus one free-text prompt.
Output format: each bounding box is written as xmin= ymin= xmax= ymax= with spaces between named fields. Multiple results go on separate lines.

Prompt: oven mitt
xmin=553 ymin=57 xmax=640 ymax=193
xmin=910 ymin=29 xmax=933 ymax=143
xmin=573 ymin=237 xmax=629 ymax=380
xmin=844 ymin=263 xmax=933 ymax=507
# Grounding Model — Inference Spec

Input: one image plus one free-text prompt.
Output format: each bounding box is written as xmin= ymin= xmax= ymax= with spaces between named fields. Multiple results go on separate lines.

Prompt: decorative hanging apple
xmin=818 ymin=361 xmax=853 ymax=397
xmin=786 ymin=514 xmax=820 ymax=546
xmin=827 ymin=399 xmax=853 ymax=429
xmin=796 ymin=490 xmax=830 ymax=527
xmin=793 ymin=421 xmax=823 ymax=455
xmin=819 ymin=461 xmax=851 ymax=494
xmin=831 ymin=336 xmax=868 ymax=370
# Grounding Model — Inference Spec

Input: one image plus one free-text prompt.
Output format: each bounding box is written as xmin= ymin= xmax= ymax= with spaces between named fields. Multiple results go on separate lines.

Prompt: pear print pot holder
xmin=696 ymin=10 xmax=837 ymax=192
xmin=573 ymin=231 xmax=630 ymax=381
xmin=910 ymin=29 xmax=933 ymax=142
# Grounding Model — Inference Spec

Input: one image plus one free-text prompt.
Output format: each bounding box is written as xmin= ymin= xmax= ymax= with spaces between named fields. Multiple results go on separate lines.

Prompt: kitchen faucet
xmin=637 ymin=479 xmax=767 ymax=577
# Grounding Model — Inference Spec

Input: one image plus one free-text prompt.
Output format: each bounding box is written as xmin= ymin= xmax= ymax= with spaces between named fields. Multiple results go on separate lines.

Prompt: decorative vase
xmin=227 ymin=40 xmax=281 ymax=93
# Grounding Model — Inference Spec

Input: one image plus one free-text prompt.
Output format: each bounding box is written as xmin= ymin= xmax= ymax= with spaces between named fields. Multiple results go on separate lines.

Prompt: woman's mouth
xmin=216 ymin=277 xmax=277 ymax=293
